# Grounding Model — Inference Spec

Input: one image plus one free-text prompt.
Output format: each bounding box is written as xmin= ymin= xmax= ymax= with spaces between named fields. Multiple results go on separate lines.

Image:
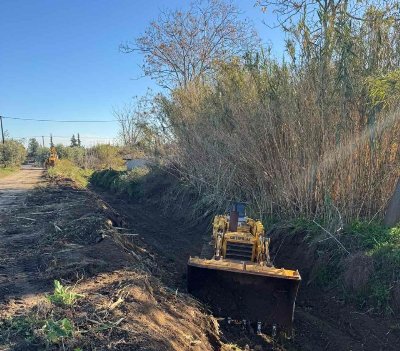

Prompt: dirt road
xmin=0 ymin=167 xmax=47 ymax=302
xmin=0 ymin=166 xmax=45 ymax=212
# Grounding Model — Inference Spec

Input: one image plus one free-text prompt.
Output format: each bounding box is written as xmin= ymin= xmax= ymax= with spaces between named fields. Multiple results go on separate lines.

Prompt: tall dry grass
xmin=162 ymin=63 xmax=399 ymax=224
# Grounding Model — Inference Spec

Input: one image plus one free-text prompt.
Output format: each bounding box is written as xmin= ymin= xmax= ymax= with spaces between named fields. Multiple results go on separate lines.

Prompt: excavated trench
xmin=94 ymin=187 xmax=400 ymax=351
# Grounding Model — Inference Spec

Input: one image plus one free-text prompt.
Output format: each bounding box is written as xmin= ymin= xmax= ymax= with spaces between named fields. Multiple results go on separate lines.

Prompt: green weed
xmin=0 ymin=315 xmax=39 ymax=344
xmin=47 ymin=280 xmax=83 ymax=306
xmin=42 ymin=318 xmax=74 ymax=343
xmin=341 ymin=222 xmax=400 ymax=311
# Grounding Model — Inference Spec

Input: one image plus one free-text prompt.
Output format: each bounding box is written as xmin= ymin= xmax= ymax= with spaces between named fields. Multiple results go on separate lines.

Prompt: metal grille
xmin=225 ymin=242 xmax=253 ymax=261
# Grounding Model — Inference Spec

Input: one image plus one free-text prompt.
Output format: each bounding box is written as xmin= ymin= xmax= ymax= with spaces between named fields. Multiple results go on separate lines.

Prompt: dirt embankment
xmin=0 ymin=170 xmax=220 ymax=350
xmin=93 ymin=183 xmax=400 ymax=351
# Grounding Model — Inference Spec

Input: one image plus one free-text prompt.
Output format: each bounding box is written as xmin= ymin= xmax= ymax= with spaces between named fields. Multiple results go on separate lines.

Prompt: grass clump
xmin=332 ymin=222 xmax=400 ymax=312
xmin=346 ymin=221 xmax=400 ymax=251
xmin=47 ymin=159 xmax=93 ymax=187
xmin=47 ymin=280 xmax=83 ymax=306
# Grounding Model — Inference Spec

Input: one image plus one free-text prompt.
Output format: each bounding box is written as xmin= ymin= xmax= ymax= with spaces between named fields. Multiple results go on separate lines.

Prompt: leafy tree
xmin=0 ymin=140 xmax=26 ymax=167
xmin=70 ymin=134 xmax=78 ymax=147
xmin=64 ymin=146 xmax=85 ymax=166
xmin=55 ymin=144 xmax=67 ymax=158
xmin=77 ymin=133 xmax=81 ymax=147
xmin=55 ymin=144 xmax=85 ymax=166
xmin=88 ymin=144 xmax=124 ymax=170
xmin=35 ymin=146 xmax=50 ymax=165
xmin=121 ymin=0 xmax=259 ymax=89
xmin=27 ymin=138 xmax=40 ymax=158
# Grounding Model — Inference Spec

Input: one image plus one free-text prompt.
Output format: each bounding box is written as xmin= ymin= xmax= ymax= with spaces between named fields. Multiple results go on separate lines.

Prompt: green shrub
xmin=0 ymin=140 xmax=26 ymax=167
xmin=90 ymin=167 xmax=149 ymax=197
xmin=34 ymin=146 xmax=50 ymax=166
xmin=346 ymin=221 xmax=399 ymax=250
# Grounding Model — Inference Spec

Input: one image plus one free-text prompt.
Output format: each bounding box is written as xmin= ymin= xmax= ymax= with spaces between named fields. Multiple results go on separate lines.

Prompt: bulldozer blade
xmin=187 ymin=258 xmax=301 ymax=333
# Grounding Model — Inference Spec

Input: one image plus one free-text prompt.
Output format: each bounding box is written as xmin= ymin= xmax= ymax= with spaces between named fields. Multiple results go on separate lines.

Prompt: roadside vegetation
xmin=276 ymin=218 xmax=400 ymax=312
xmin=115 ymin=0 xmax=400 ymax=315
xmin=90 ymin=167 xmax=149 ymax=197
xmin=47 ymin=159 xmax=93 ymax=187
xmin=30 ymin=138 xmax=127 ymax=187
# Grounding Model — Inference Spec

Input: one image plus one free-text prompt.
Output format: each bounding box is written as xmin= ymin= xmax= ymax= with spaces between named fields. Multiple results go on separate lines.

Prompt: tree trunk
xmin=384 ymin=178 xmax=400 ymax=227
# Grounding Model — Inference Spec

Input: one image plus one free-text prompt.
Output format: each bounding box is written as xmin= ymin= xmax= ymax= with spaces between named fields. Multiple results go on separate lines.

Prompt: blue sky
xmin=0 ymin=0 xmax=285 ymax=146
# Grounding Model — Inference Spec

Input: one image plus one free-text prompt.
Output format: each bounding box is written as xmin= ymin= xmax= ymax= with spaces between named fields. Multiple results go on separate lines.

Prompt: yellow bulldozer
xmin=45 ymin=146 xmax=58 ymax=168
xmin=187 ymin=202 xmax=301 ymax=335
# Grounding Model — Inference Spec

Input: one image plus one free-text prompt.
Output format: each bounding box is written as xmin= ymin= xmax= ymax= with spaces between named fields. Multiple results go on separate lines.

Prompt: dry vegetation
xmin=162 ymin=60 xmax=399 ymax=225
xmin=0 ymin=179 xmax=222 ymax=351
xmin=120 ymin=0 xmax=400 ymax=227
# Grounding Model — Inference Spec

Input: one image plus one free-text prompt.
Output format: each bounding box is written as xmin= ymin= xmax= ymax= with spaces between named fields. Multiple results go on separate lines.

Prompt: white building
xmin=123 ymin=157 xmax=151 ymax=171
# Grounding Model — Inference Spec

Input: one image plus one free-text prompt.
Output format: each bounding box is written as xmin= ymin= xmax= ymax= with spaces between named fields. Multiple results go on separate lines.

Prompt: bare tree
xmin=121 ymin=0 xmax=259 ymax=89
xmin=114 ymin=103 xmax=147 ymax=147
xmin=114 ymin=94 xmax=161 ymax=150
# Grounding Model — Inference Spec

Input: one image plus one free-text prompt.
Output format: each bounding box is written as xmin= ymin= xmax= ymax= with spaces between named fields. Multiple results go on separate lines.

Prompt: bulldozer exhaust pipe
xmin=229 ymin=209 xmax=239 ymax=232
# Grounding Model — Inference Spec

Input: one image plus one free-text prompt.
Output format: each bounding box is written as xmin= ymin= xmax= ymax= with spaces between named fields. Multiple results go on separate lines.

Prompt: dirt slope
xmin=0 ymin=174 xmax=220 ymax=350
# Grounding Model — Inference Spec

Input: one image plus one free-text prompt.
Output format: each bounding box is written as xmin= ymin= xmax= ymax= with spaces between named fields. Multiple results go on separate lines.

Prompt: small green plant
xmin=47 ymin=280 xmax=83 ymax=306
xmin=0 ymin=315 xmax=39 ymax=344
xmin=42 ymin=318 xmax=74 ymax=343
xmin=369 ymin=280 xmax=391 ymax=311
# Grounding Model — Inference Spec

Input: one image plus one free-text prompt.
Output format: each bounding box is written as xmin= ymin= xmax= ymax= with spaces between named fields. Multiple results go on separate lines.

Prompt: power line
xmin=1 ymin=115 xmax=117 ymax=123
xmin=14 ymin=135 xmax=115 ymax=140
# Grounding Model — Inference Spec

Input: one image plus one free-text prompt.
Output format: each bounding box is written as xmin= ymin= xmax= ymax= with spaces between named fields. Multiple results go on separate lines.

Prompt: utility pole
xmin=0 ymin=116 xmax=4 ymax=144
